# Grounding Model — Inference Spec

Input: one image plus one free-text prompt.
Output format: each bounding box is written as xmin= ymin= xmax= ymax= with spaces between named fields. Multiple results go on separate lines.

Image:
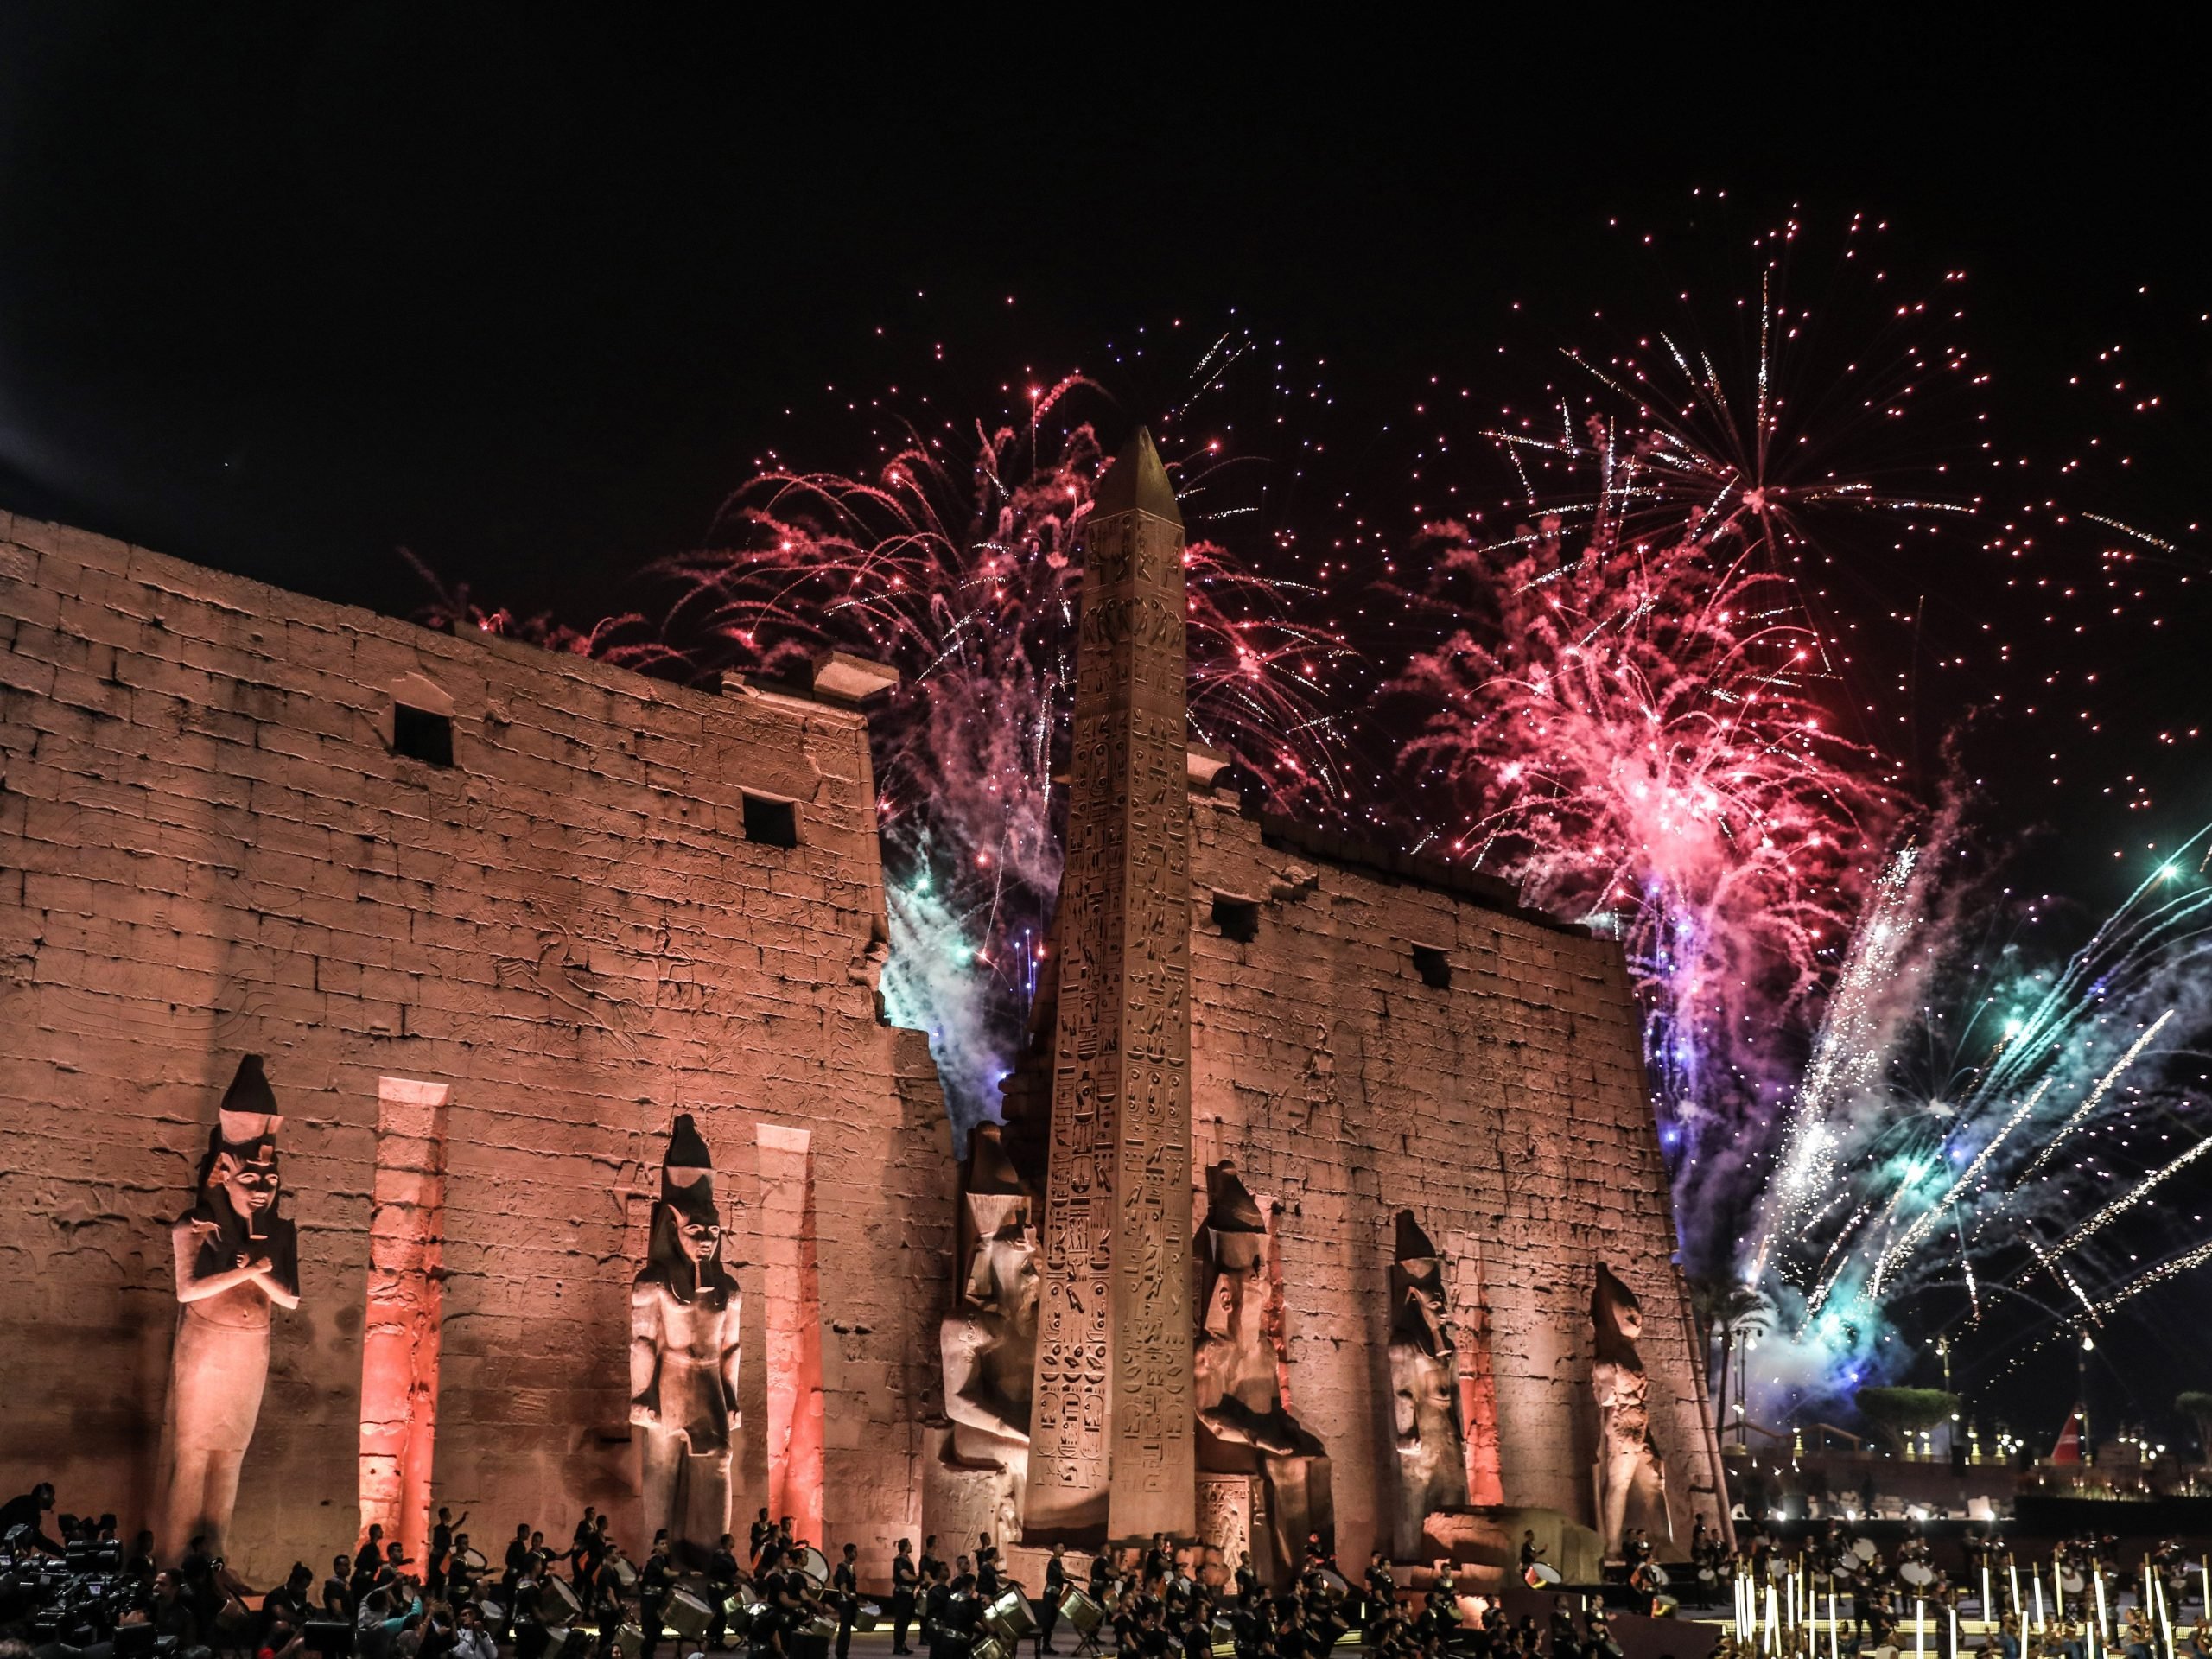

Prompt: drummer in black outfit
xmin=1039 ymin=1544 xmax=1068 ymax=1656
xmin=922 ymin=1562 xmax=956 ymax=1659
xmin=707 ymin=1533 xmax=741 ymax=1653
xmin=1363 ymin=1554 xmax=1395 ymax=1629
xmin=638 ymin=1531 xmax=675 ymax=1659
xmin=891 ymin=1540 xmax=921 ymax=1656
xmin=833 ymin=1544 xmax=861 ymax=1659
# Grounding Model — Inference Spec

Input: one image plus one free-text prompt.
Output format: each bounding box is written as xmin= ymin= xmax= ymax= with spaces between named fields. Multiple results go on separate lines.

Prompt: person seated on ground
xmin=259 ymin=1613 xmax=308 ymax=1659
xmin=326 ymin=1555 xmax=357 ymax=1620
xmin=130 ymin=1567 xmax=201 ymax=1647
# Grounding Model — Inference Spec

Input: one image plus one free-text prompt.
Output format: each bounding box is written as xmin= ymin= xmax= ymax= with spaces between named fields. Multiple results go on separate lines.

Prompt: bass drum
xmin=1526 ymin=1564 xmax=1563 ymax=1589
xmin=1853 ymin=1541 xmax=1878 ymax=1564
xmin=536 ymin=1577 xmax=585 ymax=1626
xmin=795 ymin=1548 xmax=832 ymax=1592
xmin=1899 ymin=1563 xmax=1936 ymax=1589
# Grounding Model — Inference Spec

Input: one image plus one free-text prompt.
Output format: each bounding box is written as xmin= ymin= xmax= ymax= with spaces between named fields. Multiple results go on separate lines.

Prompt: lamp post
xmin=2080 ymin=1333 xmax=2095 ymax=1467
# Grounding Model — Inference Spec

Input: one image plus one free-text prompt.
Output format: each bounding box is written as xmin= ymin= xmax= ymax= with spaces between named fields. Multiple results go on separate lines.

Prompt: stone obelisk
xmin=1023 ymin=429 xmax=1196 ymax=1543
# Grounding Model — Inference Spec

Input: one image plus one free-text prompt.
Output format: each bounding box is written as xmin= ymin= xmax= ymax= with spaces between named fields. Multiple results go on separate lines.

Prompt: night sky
xmin=4 ymin=9 xmax=2210 ymax=1442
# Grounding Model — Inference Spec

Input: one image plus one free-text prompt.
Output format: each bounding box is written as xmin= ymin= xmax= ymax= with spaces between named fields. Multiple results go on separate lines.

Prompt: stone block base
xmin=1413 ymin=1505 xmax=1603 ymax=1591
xmin=921 ymin=1426 xmax=1021 ymax=1562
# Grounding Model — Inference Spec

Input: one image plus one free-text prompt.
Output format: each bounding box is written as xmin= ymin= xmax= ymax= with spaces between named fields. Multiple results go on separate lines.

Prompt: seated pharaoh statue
xmin=1193 ymin=1160 xmax=1332 ymax=1582
xmin=938 ymin=1122 xmax=1039 ymax=1536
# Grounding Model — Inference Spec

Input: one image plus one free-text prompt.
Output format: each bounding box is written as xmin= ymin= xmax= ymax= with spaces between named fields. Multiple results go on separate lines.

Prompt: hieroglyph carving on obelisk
xmin=1024 ymin=428 xmax=1197 ymax=1543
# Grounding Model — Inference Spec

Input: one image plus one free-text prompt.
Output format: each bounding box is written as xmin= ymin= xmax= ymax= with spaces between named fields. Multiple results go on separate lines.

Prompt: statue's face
xmin=1614 ymin=1300 xmax=1643 ymax=1343
xmin=214 ymin=1148 xmax=280 ymax=1221
xmin=677 ymin=1216 xmax=721 ymax=1266
xmin=982 ymin=1232 xmax=1041 ymax=1332
xmin=1405 ymin=1273 xmax=1450 ymax=1344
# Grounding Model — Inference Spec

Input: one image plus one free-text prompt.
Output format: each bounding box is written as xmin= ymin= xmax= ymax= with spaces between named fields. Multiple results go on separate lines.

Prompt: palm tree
xmin=1688 ymin=1277 xmax=1773 ymax=1441
xmin=2176 ymin=1390 xmax=2212 ymax=1463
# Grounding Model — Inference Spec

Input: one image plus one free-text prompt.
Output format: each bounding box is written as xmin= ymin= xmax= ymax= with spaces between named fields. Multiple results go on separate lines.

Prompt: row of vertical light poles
xmin=1727 ymin=1550 xmax=2200 ymax=1659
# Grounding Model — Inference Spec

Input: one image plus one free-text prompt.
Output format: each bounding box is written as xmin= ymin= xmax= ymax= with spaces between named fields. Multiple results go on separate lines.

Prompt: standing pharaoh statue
xmin=1193 ymin=1161 xmax=1332 ymax=1584
xmin=1387 ymin=1211 xmax=1468 ymax=1558
xmin=632 ymin=1115 xmax=741 ymax=1558
xmin=156 ymin=1056 xmax=301 ymax=1560
xmin=938 ymin=1122 xmax=1039 ymax=1541
xmin=1590 ymin=1262 xmax=1669 ymax=1562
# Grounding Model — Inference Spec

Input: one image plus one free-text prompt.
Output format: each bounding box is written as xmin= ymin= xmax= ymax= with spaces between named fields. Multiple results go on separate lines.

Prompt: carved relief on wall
xmin=941 ymin=1122 xmax=1040 ymax=1541
xmin=1590 ymin=1262 xmax=1669 ymax=1561
xmin=1193 ymin=1161 xmax=1331 ymax=1585
xmin=156 ymin=1056 xmax=302 ymax=1560
xmin=632 ymin=1114 xmax=741 ymax=1557
xmin=1387 ymin=1211 xmax=1468 ymax=1559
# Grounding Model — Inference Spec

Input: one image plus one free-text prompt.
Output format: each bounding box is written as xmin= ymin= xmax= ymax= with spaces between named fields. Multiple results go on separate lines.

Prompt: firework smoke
xmin=1740 ymin=823 xmax=2212 ymax=1419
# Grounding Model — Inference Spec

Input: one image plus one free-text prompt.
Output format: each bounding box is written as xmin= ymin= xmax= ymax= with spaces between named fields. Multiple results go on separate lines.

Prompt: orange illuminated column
xmin=1446 ymin=1230 xmax=1506 ymax=1507
xmin=359 ymin=1077 xmax=451 ymax=1569
xmin=756 ymin=1124 xmax=823 ymax=1544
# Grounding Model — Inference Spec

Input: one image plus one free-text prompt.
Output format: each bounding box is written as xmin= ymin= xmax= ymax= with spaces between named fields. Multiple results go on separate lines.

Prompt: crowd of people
xmin=11 ymin=1479 xmax=2212 ymax=1659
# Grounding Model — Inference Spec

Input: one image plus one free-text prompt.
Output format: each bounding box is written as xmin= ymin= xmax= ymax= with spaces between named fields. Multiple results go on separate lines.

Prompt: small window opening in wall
xmin=1212 ymin=894 xmax=1260 ymax=944
xmin=743 ymin=792 xmax=799 ymax=848
xmin=392 ymin=703 xmax=454 ymax=767
xmin=1411 ymin=944 xmax=1452 ymax=990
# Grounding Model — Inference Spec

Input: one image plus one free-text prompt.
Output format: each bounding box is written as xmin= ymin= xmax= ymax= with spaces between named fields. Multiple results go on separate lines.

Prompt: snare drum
xmin=663 ymin=1589 xmax=715 ymax=1642
xmin=854 ymin=1603 xmax=883 ymax=1633
xmin=971 ymin=1640 xmax=1006 ymax=1659
xmin=612 ymin=1623 xmax=645 ymax=1659
xmin=1057 ymin=1589 xmax=1103 ymax=1637
xmin=1526 ymin=1564 xmax=1563 ymax=1589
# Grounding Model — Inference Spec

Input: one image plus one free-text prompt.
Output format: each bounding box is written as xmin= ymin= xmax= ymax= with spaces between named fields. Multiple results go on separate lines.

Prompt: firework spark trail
xmin=1754 ymin=843 xmax=1923 ymax=1280
xmin=2019 ymin=1010 xmax=2176 ymax=1179
xmin=1866 ymin=1081 xmax=2050 ymax=1297
xmin=2053 ymin=1130 xmax=2212 ymax=1258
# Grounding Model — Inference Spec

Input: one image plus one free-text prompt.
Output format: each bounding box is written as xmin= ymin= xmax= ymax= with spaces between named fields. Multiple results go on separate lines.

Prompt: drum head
xmin=1527 ymin=1564 xmax=1563 ymax=1588
xmin=1853 ymin=1541 xmax=1878 ymax=1563
xmin=1698 ymin=1568 xmax=1718 ymax=1584
xmin=1318 ymin=1570 xmax=1351 ymax=1598
xmin=797 ymin=1548 xmax=831 ymax=1588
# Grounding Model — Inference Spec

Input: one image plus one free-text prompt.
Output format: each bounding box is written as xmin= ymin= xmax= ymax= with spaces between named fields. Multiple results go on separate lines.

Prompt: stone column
xmin=359 ymin=1077 xmax=451 ymax=1573
xmin=1024 ymin=429 xmax=1196 ymax=1544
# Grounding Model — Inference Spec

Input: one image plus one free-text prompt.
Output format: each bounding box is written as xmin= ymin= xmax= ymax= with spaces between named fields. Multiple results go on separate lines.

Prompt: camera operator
xmin=0 ymin=1484 xmax=64 ymax=1558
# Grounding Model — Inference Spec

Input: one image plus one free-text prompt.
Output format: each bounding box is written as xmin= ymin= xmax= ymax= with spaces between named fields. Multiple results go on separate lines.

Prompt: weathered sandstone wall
xmin=0 ymin=516 xmax=950 ymax=1582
